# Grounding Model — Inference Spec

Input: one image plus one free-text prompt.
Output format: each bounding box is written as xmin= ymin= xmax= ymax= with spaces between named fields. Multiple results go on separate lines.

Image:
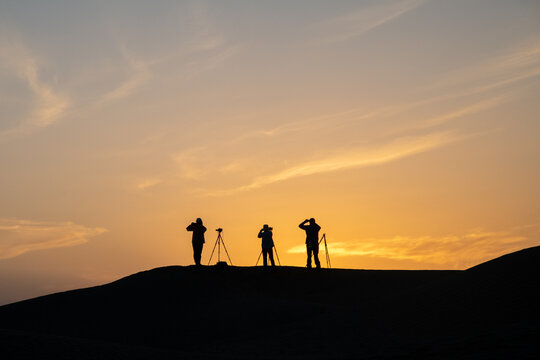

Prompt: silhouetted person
xmin=187 ymin=218 xmax=206 ymax=266
xmin=258 ymin=224 xmax=275 ymax=267
xmin=299 ymin=218 xmax=321 ymax=268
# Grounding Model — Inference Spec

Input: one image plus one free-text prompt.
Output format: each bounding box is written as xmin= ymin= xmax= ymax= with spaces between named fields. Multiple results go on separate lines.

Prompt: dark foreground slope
xmin=1 ymin=247 xmax=540 ymax=360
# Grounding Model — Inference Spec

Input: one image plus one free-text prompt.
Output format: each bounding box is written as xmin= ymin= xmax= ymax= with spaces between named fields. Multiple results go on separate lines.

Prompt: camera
xmin=216 ymin=228 xmax=223 ymax=233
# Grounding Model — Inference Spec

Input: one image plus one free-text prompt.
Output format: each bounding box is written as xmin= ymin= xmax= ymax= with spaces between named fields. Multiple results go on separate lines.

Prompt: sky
xmin=1 ymin=0 xmax=539 ymax=305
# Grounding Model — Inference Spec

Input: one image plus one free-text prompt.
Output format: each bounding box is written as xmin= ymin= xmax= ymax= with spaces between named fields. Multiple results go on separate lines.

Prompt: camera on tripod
xmin=208 ymin=227 xmax=232 ymax=266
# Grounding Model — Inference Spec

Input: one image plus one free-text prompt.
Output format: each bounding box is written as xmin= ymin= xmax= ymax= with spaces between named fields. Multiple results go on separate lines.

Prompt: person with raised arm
xmin=299 ymin=218 xmax=321 ymax=269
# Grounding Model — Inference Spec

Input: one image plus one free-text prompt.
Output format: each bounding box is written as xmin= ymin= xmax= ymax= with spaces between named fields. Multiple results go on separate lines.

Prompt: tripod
xmin=207 ymin=228 xmax=233 ymax=265
xmin=318 ymin=233 xmax=331 ymax=268
xmin=255 ymin=245 xmax=281 ymax=266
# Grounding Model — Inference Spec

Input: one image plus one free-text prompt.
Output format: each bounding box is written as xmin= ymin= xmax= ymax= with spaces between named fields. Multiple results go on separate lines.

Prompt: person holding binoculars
xmin=257 ymin=224 xmax=275 ymax=267
xmin=186 ymin=218 xmax=206 ymax=266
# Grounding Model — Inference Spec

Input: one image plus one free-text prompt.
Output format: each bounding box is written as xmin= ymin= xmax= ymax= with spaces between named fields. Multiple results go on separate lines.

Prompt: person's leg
xmin=193 ymin=243 xmax=202 ymax=265
xmin=269 ymin=247 xmax=275 ymax=266
xmin=313 ymin=246 xmax=321 ymax=268
xmin=263 ymin=248 xmax=268 ymax=267
xmin=306 ymin=245 xmax=312 ymax=268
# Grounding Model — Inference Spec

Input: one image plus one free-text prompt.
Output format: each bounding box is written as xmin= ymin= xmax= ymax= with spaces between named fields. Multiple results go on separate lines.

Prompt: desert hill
xmin=467 ymin=245 xmax=540 ymax=274
xmin=1 ymin=247 xmax=539 ymax=359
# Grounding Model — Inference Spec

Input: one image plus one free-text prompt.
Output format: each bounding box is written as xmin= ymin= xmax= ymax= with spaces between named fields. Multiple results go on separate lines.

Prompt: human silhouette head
xmin=196 ymin=218 xmax=203 ymax=225
xmin=263 ymin=224 xmax=269 ymax=229
xmin=309 ymin=218 xmax=316 ymax=225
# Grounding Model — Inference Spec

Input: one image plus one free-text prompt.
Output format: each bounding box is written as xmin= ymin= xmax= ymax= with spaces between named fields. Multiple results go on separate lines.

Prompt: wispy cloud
xmin=207 ymin=131 xmax=462 ymax=196
xmin=99 ymin=45 xmax=152 ymax=104
xmin=434 ymin=39 xmax=540 ymax=89
xmin=423 ymin=39 xmax=540 ymax=101
xmin=227 ymin=39 xmax=536 ymax=146
xmin=21 ymin=61 xmax=69 ymax=127
xmin=228 ymin=108 xmax=377 ymax=144
xmin=135 ymin=178 xmax=162 ymax=190
xmin=402 ymin=95 xmax=510 ymax=132
xmin=97 ymin=2 xmax=237 ymax=106
xmin=0 ymin=218 xmax=107 ymax=259
xmin=287 ymin=227 xmax=538 ymax=269
xmin=229 ymin=91 xmax=504 ymax=147
xmin=185 ymin=1 xmax=225 ymax=52
xmin=174 ymin=146 xmax=209 ymax=180
xmin=318 ymin=0 xmax=424 ymax=43
xmin=196 ymin=44 xmax=240 ymax=72
xmin=177 ymin=37 xmax=532 ymax=197
xmin=0 ymin=38 xmax=69 ymax=140
xmin=360 ymin=39 xmax=540 ymax=126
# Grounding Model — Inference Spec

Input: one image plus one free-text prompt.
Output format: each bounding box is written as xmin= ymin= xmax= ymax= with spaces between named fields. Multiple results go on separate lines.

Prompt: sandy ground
xmin=1 ymin=246 xmax=539 ymax=359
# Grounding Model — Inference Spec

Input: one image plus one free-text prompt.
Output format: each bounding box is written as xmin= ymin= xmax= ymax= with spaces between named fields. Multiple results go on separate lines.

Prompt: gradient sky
xmin=1 ymin=0 xmax=539 ymax=305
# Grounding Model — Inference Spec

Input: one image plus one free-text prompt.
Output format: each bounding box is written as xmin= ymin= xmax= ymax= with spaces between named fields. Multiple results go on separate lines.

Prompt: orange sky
xmin=1 ymin=0 xmax=539 ymax=305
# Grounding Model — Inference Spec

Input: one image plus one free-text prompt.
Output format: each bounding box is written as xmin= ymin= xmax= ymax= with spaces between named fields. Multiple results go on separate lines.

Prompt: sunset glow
xmin=1 ymin=0 xmax=539 ymax=305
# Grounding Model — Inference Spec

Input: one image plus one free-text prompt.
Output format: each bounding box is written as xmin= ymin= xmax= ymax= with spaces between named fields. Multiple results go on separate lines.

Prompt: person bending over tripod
xmin=299 ymin=218 xmax=321 ymax=269
xmin=258 ymin=224 xmax=275 ymax=267
xmin=186 ymin=218 xmax=206 ymax=266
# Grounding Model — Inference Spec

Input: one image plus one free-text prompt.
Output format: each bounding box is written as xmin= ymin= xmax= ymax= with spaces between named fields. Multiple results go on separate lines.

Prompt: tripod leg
xmin=218 ymin=235 xmax=221 ymax=262
xmin=273 ymin=245 xmax=281 ymax=266
xmin=220 ymin=237 xmax=233 ymax=265
xmin=256 ymin=251 xmax=262 ymax=266
xmin=324 ymin=238 xmax=331 ymax=268
xmin=207 ymin=236 xmax=220 ymax=265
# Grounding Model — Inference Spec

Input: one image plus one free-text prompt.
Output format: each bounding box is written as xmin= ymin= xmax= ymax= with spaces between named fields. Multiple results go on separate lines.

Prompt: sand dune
xmin=1 ymin=246 xmax=539 ymax=359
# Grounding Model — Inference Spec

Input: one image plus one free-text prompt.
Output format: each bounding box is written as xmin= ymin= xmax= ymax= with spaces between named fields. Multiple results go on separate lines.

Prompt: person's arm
xmin=258 ymin=230 xmax=264 ymax=238
xmin=202 ymin=226 xmax=206 ymax=233
xmin=186 ymin=223 xmax=195 ymax=231
xmin=299 ymin=219 xmax=309 ymax=230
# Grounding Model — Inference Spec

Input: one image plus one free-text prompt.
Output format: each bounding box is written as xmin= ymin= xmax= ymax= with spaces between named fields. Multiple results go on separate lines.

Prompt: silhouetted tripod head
xmin=216 ymin=228 xmax=223 ymax=233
